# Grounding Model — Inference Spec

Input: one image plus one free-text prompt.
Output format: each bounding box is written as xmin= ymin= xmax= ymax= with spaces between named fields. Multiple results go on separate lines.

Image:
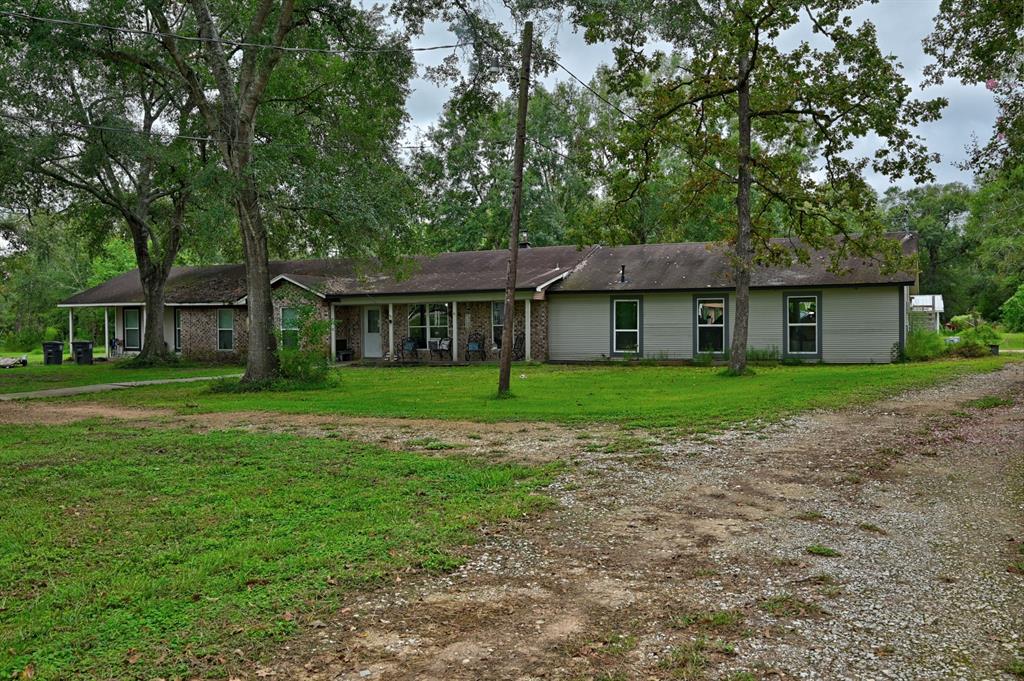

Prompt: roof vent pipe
xmin=620 ymin=264 xmax=626 ymax=282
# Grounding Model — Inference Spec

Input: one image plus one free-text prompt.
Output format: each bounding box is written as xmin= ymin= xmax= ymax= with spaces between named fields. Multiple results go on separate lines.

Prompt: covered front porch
xmin=57 ymin=303 xmax=174 ymax=359
xmin=328 ymin=294 xmax=542 ymax=364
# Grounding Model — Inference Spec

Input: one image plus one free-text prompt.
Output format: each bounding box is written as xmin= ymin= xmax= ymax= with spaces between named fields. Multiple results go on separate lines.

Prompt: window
xmin=408 ymin=303 xmax=449 ymax=349
xmin=786 ymin=295 xmax=818 ymax=354
xmin=612 ymin=299 xmax=640 ymax=354
xmin=366 ymin=308 xmax=380 ymax=334
xmin=123 ymin=307 xmax=141 ymax=350
xmin=491 ymin=302 xmax=505 ymax=348
xmin=281 ymin=307 xmax=300 ymax=350
xmin=173 ymin=308 xmax=181 ymax=352
xmin=696 ymin=298 xmax=726 ymax=353
xmin=217 ymin=309 xmax=234 ymax=351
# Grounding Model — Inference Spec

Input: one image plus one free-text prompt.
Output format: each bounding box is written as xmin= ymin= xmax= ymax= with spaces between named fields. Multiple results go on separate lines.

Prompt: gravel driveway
xmin=251 ymin=365 xmax=1024 ymax=680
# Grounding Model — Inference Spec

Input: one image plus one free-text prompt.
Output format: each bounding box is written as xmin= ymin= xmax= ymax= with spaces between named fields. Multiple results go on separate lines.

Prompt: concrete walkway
xmin=0 ymin=374 xmax=241 ymax=401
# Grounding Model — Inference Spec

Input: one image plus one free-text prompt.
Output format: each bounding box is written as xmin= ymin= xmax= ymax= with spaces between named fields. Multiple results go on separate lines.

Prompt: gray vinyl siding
xmin=745 ymin=290 xmax=782 ymax=354
xmin=548 ymin=294 xmax=612 ymax=360
xmin=821 ymin=286 xmax=900 ymax=363
xmin=643 ymin=293 xmax=691 ymax=359
xmin=548 ymin=286 xmax=900 ymax=363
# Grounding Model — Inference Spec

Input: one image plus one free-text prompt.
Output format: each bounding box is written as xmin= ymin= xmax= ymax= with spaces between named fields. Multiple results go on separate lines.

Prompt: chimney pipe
xmin=620 ymin=264 xmax=626 ymax=283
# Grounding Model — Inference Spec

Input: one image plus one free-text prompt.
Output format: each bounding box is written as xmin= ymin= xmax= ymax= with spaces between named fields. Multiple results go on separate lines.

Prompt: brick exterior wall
xmin=179 ymin=289 xmax=550 ymax=363
xmin=179 ymin=307 xmax=248 ymax=362
xmin=271 ymin=283 xmax=332 ymax=355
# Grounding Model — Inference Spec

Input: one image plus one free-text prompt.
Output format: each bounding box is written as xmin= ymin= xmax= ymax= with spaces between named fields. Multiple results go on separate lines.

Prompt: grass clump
xmin=670 ymin=609 xmax=746 ymax=636
xmin=758 ymin=593 xmax=823 ymax=618
xmin=965 ymin=395 xmax=1014 ymax=409
xmin=0 ymin=422 xmax=554 ymax=679
xmin=858 ymin=522 xmax=887 ymax=535
xmin=1005 ymin=656 xmax=1024 ymax=677
xmin=794 ymin=510 xmax=825 ymax=521
xmin=904 ymin=329 xmax=948 ymax=361
xmin=806 ymin=544 xmax=841 ymax=557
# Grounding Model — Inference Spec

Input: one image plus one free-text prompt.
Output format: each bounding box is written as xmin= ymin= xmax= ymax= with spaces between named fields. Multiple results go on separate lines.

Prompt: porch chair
xmin=396 ymin=336 xmax=419 ymax=362
xmin=512 ymin=332 xmax=526 ymax=361
xmin=429 ymin=337 xmax=452 ymax=362
xmin=465 ymin=332 xmax=487 ymax=361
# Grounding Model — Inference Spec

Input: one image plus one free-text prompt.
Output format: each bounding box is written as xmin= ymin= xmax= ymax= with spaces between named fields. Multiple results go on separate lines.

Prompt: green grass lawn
xmin=0 ymin=423 xmax=554 ymax=680
xmin=0 ymin=360 xmax=241 ymax=394
xmin=1001 ymin=331 xmax=1024 ymax=351
xmin=67 ymin=357 xmax=1017 ymax=429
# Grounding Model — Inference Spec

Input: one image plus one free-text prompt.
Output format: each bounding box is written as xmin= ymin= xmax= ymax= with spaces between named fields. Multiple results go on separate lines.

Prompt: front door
xmin=363 ymin=306 xmax=382 ymax=358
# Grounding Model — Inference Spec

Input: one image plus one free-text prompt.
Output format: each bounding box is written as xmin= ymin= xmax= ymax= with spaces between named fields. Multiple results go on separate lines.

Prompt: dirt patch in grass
xmin=0 ymin=402 xmax=623 ymax=465
xmin=243 ymin=363 xmax=1024 ymax=681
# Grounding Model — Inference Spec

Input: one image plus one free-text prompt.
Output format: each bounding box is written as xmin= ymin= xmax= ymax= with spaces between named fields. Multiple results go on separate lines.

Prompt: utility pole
xmin=498 ymin=20 xmax=533 ymax=396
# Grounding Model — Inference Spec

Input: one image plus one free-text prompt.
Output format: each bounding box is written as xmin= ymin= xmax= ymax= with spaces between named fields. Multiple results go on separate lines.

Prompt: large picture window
xmin=173 ymin=308 xmax=181 ymax=352
xmin=491 ymin=301 xmax=505 ymax=348
xmin=123 ymin=307 xmax=141 ymax=350
xmin=612 ymin=299 xmax=640 ymax=354
xmin=217 ymin=309 xmax=234 ymax=351
xmin=696 ymin=298 xmax=726 ymax=353
xmin=786 ymin=295 xmax=818 ymax=354
xmin=408 ymin=303 xmax=450 ymax=349
xmin=281 ymin=307 xmax=300 ymax=350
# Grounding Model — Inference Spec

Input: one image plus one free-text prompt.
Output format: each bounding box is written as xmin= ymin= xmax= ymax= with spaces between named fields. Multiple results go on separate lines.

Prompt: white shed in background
xmin=910 ymin=294 xmax=945 ymax=332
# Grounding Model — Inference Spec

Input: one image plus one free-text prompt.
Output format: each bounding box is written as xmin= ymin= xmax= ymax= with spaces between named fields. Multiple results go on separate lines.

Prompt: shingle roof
xmin=59 ymin=245 xmax=595 ymax=306
xmin=60 ymin=236 xmax=917 ymax=306
xmin=549 ymin=234 xmax=918 ymax=293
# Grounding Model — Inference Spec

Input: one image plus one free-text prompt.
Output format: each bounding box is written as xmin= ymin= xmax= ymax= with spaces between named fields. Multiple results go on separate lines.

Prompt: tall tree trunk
xmin=128 ymin=217 xmax=180 ymax=363
xmin=498 ymin=20 xmax=533 ymax=396
xmin=729 ymin=51 xmax=753 ymax=375
xmin=139 ymin=267 xmax=170 ymax=359
xmin=238 ymin=181 xmax=278 ymax=381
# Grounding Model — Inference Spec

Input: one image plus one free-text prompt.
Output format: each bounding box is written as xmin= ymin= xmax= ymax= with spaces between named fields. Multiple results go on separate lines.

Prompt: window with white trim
xmin=696 ymin=298 xmax=726 ymax=353
xmin=613 ymin=299 xmax=640 ymax=353
xmin=491 ymin=301 xmax=505 ymax=348
xmin=217 ymin=309 xmax=234 ymax=351
xmin=281 ymin=307 xmax=300 ymax=350
xmin=786 ymin=295 xmax=818 ymax=354
xmin=408 ymin=303 xmax=449 ymax=349
xmin=173 ymin=308 xmax=181 ymax=352
xmin=123 ymin=308 xmax=141 ymax=350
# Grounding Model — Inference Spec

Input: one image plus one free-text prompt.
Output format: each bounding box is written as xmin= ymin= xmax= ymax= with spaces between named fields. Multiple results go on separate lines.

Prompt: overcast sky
xmin=400 ymin=0 xmax=997 ymax=193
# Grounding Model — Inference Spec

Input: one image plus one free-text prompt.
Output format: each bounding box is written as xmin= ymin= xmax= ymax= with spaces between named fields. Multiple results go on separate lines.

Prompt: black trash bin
xmin=42 ymin=341 xmax=63 ymax=365
xmin=71 ymin=340 xmax=94 ymax=365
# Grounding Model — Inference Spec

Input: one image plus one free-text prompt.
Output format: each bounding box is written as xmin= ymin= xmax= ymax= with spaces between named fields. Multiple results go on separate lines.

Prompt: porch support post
xmin=452 ymin=301 xmax=459 ymax=363
xmin=141 ymin=307 xmax=146 ymax=349
xmin=329 ymin=303 xmax=336 ymax=362
xmin=388 ymin=303 xmax=394 ymax=361
xmin=67 ymin=308 xmax=74 ymax=344
xmin=104 ymin=307 xmax=110 ymax=358
xmin=525 ymin=298 xmax=532 ymax=361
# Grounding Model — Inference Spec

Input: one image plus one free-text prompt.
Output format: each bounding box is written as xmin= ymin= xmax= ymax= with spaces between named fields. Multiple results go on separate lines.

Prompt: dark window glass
xmin=698 ymin=326 xmax=724 ymax=353
xmin=697 ymin=300 xmax=725 ymax=325
xmin=491 ymin=302 xmax=505 ymax=348
xmin=218 ymin=309 xmax=234 ymax=351
xmin=124 ymin=308 xmax=141 ymax=349
xmin=788 ymin=325 xmax=817 ymax=353
xmin=788 ymin=297 xmax=816 ymax=324
xmin=281 ymin=308 xmax=299 ymax=350
xmin=408 ymin=305 xmax=427 ymax=348
xmin=173 ymin=309 xmax=181 ymax=352
xmin=615 ymin=330 xmax=639 ymax=352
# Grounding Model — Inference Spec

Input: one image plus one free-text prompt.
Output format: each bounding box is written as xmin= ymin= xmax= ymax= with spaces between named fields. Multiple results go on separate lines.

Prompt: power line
xmin=0 ymin=10 xmax=470 ymax=56
xmin=542 ymin=56 xmax=639 ymax=124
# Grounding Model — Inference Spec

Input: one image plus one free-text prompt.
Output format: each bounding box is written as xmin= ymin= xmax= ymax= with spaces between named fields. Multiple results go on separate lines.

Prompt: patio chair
xmin=465 ymin=332 xmax=487 ymax=361
xmin=512 ymin=332 xmax=526 ymax=361
xmin=395 ymin=336 xmax=419 ymax=362
xmin=430 ymin=337 xmax=452 ymax=361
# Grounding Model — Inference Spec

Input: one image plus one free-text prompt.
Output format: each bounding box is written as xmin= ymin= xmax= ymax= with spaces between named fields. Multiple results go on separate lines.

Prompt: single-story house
xmin=58 ymin=234 xmax=918 ymax=364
